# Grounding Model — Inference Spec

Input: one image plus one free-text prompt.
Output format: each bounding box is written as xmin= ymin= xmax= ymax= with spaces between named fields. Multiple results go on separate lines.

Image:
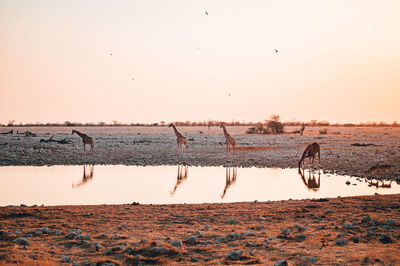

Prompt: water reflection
xmin=72 ymin=165 xmax=94 ymax=188
xmin=298 ymin=168 xmax=320 ymax=191
xmin=365 ymin=179 xmax=392 ymax=189
xmin=170 ymin=166 xmax=188 ymax=195
xmin=221 ymin=167 xmax=237 ymax=198
xmin=1 ymin=165 xmax=399 ymax=206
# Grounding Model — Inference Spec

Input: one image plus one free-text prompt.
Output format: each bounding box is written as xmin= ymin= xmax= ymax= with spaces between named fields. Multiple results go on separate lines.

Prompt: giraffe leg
xmin=83 ymin=144 xmax=86 ymax=154
xmin=91 ymin=144 xmax=94 ymax=153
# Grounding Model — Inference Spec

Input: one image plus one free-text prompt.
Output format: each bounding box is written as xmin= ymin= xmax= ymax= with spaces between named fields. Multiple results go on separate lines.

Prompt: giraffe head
xmin=168 ymin=123 xmax=173 ymax=128
xmin=71 ymin=130 xmax=76 ymax=135
xmin=220 ymin=123 xmax=224 ymax=128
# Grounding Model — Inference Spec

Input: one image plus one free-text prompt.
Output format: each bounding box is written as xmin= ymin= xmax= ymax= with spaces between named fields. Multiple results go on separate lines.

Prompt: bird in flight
xmin=205 ymin=11 xmax=208 ymax=15
xmin=274 ymin=49 xmax=278 ymax=53
xmin=109 ymin=53 xmax=113 ymax=56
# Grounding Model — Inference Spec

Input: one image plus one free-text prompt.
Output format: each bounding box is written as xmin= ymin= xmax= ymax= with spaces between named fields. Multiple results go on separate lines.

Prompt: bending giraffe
xmin=72 ymin=129 xmax=94 ymax=153
xmin=220 ymin=124 xmax=236 ymax=151
xmin=168 ymin=124 xmax=188 ymax=150
xmin=298 ymin=168 xmax=320 ymax=191
xmin=298 ymin=142 xmax=320 ymax=169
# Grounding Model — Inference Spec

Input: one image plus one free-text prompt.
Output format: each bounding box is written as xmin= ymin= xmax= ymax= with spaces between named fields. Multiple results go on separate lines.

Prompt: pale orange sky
xmin=0 ymin=0 xmax=399 ymax=124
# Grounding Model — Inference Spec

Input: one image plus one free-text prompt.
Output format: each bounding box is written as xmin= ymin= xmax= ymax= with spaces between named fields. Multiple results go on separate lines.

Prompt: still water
xmin=0 ymin=165 xmax=398 ymax=206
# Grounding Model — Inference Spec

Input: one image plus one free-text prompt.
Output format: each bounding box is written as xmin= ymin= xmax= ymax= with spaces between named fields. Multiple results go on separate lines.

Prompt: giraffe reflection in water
xmin=221 ymin=167 xmax=237 ymax=199
xmin=365 ymin=179 xmax=392 ymax=189
xmin=298 ymin=168 xmax=320 ymax=191
xmin=170 ymin=166 xmax=188 ymax=195
xmin=72 ymin=165 xmax=94 ymax=188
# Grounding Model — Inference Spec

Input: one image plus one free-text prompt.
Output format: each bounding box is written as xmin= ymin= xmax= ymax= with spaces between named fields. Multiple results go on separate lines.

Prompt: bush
xmin=267 ymin=115 xmax=284 ymax=134
xmin=319 ymin=128 xmax=328 ymax=135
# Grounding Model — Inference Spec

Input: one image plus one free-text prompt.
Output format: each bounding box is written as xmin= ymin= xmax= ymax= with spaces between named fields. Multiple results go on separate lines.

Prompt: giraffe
xmin=298 ymin=142 xmax=320 ymax=169
xmin=72 ymin=165 xmax=94 ymax=188
xmin=221 ymin=167 xmax=237 ymax=199
xmin=220 ymin=124 xmax=236 ymax=151
xmin=170 ymin=165 xmax=188 ymax=195
xmin=365 ymin=179 xmax=392 ymax=189
xmin=298 ymin=168 xmax=320 ymax=191
xmin=168 ymin=124 xmax=188 ymax=150
xmin=72 ymin=130 xmax=94 ymax=153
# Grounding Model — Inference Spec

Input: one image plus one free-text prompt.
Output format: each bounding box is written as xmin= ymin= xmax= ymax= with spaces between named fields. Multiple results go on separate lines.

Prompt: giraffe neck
xmin=74 ymin=130 xmax=86 ymax=139
xmin=222 ymin=126 xmax=228 ymax=137
xmin=171 ymin=125 xmax=180 ymax=137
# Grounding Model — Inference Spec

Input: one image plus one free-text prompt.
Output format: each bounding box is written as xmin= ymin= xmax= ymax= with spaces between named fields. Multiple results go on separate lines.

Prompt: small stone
xmin=216 ymin=236 xmax=226 ymax=242
xmin=60 ymin=255 xmax=72 ymax=263
xmin=336 ymin=238 xmax=347 ymax=246
xmin=367 ymin=230 xmax=376 ymax=237
xmin=350 ymin=236 xmax=360 ymax=243
xmin=102 ymin=248 xmax=114 ymax=255
xmin=124 ymin=247 xmax=135 ymax=255
xmin=342 ymin=223 xmax=353 ymax=229
xmin=149 ymin=246 xmax=168 ymax=256
xmin=54 ymin=230 xmax=63 ymax=236
xmin=379 ymin=235 xmax=393 ymax=244
xmin=227 ymin=218 xmax=238 ymax=224
xmin=258 ymin=217 xmax=266 ymax=221
xmin=91 ymin=241 xmax=101 ymax=251
xmin=227 ymin=233 xmax=240 ymax=240
xmin=41 ymin=227 xmax=50 ymax=234
xmin=226 ymin=250 xmax=242 ymax=261
xmin=325 ymin=208 xmax=332 ymax=214
xmin=297 ymin=234 xmax=307 ymax=241
xmin=170 ymin=240 xmax=182 ymax=248
xmin=195 ymin=230 xmax=203 ymax=237
xmin=72 ymin=262 xmax=79 ymax=266
xmin=274 ymin=259 xmax=288 ymax=266
xmin=191 ymin=257 xmax=199 ymax=262
xmin=14 ymin=229 xmax=22 ymax=235
xmin=243 ymin=231 xmax=255 ymax=236
xmin=303 ymin=256 xmax=317 ymax=264
xmin=12 ymin=237 xmax=29 ymax=246
xmin=281 ymin=228 xmax=291 ymax=235
xmin=385 ymin=220 xmax=395 ymax=227
xmin=361 ymin=215 xmax=371 ymax=223
xmin=204 ymin=225 xmax=210 ymax=230
xmin=183 ymin=235 xmax=197 ymax=245
xmin=250 ymin=251 xmax=255 ymax=256
xmin=111 ymin=233 xmax=120 ymax=240
xmin=34 ymin=230 xmax=42 ymax=236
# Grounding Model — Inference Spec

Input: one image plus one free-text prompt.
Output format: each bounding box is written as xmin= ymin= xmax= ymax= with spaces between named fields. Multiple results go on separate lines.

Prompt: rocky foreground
xmin=1 ymin=194 xmax=400 ymax=265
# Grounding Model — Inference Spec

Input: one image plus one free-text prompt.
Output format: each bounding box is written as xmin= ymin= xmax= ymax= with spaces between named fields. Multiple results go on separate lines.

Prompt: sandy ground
xmin=0 ymin=194 xmax=399 ymax=265
xmin=0 ymin=126 xmax=399 ymax=180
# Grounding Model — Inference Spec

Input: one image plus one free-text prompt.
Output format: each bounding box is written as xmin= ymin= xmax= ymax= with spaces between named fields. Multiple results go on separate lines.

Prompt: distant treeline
xmin=1 ymin=119 xmax=399 ymax=128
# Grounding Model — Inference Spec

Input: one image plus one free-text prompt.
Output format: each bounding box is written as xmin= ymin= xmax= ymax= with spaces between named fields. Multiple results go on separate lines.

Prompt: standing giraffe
xmin=168 ymin=124 xmax=188 ymax=150
xmin=72 ymin=130 xmax=94 ymax=153
xmin=221 ymin=167 xmax=237 ymax=199
xmin=220 ymin=124 xmax=236 ymax=151
xmin=170 ymin=165 xmax=188 ymax=195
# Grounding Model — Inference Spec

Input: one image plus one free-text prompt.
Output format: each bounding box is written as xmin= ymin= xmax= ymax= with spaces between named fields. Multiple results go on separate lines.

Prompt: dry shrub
xmin=319 ymin=129 xmax=328 ymax=135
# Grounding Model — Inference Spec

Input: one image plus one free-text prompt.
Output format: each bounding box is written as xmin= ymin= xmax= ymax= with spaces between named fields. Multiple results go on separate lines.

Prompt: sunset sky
xmin=0 ymin=0 xmax=399 ymax=124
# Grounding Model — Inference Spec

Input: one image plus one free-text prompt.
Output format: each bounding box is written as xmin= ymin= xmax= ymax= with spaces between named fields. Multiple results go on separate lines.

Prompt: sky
xmin=0 ymin=0 xmax=399 ymax=124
